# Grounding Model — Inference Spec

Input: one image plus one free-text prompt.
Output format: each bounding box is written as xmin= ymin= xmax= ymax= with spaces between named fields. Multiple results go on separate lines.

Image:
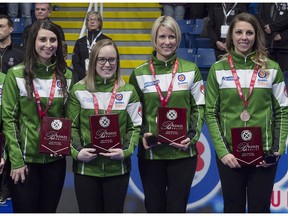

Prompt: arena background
xmin=1 ymin=122 xmax=287 ymax=213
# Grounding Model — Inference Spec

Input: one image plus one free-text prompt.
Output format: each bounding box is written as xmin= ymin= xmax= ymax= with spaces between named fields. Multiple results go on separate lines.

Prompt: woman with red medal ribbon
xmin=205 ymin=12 xmax=288 ymax=213
xmin=66 ymin=39 xmax=142 ymax=213
xmin=129 ymin=16 xmax=205 ymax=213
xmin=1 ymin=20 xmax=73 ymax=212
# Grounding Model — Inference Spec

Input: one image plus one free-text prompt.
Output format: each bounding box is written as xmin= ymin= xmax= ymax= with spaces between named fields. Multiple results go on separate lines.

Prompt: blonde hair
xmin=85 ymin=11 xmax=103 ymax=30
xmin=150 ymin=16 xmax=182 ymax=51
xmin=80 ymin=39 xmax=125 ymax=92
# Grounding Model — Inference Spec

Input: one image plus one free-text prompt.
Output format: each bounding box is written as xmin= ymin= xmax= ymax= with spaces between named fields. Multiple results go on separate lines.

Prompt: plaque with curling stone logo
xmin=40 ymin=117 xmax=71 ymax=155
xmin=89 ymin=114 xmax=121 ymax=153
xmin=157 ymin=107 xmax=186 ymax=143
xmin=231 ymin=127 xmax=263 ymax=165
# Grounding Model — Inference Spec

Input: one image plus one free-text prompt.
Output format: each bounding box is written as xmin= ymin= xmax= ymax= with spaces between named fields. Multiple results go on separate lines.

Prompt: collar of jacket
xmin=0 ymin=42 xmax=13 ymax=51
xmin=95 ymin=73 xmax=116 ymax=86
xmin=88 ymin=30 xmax=101 ymax=43
xmin=229 ymin=48 xmax=256 ymax=66
xmin=151 ymin=50 xmax=177 ymax=68
xmin=35 ymin=61 xmax=57 ymax=76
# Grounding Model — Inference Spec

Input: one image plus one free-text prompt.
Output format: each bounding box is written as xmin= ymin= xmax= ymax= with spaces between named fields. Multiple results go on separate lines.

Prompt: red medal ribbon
xmin=228 ymin=55 xmax=259 ymax=109
xmin=33 ymin=73 xmax=57 ymax=119
xmin=92 ymin=81 xmax=118 ymax=114
xmin=149 ymin=58 xmax=179 ymax=107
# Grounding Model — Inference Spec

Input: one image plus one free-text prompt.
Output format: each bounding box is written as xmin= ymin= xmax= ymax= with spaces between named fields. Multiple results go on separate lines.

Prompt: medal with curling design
xmin=240 ymin=109 xmax=250 ymax=122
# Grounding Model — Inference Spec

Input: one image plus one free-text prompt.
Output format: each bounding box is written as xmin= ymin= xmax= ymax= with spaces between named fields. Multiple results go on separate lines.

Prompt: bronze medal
xmin=240 ymin=110 xmax=250 ymax=122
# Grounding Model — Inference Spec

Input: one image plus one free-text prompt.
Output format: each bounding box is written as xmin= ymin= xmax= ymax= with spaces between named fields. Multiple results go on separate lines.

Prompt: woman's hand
xmin=221 ymin=153 xmax=241 ymax=168
xmin=77 ymin=148 xmax=97 ymax=162
xmin=100 ymin=148 xmax=124 ymax=160
xmin=169 ymin=137 xmax=191 ymax=151
xmin=10 ymin=165 xmax=29 ymax=184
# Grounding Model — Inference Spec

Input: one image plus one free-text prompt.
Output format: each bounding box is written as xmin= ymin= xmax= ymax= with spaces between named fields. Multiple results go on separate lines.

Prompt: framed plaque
xmin=231 ymin=127 xmax=263 ymax=166
xmin=40 ymin=117 xmax=71 ymax=155
xmin=89 ymin=114 xmax=121 ymax=153
xmin=157 ymin=107 xmax=186 ymax=143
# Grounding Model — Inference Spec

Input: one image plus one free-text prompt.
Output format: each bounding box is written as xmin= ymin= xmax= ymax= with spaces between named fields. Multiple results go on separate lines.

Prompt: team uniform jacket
xmin=2 ymin=62 xmax=73 ymax=170
xmin=72 ymin=30 xmax=111 ymax=81
xmin=129 ymin=51 xmax=205 ymax=160
xmin=205 ymin=49 xmax=288 ymax=159
xmin=66 ymin=75 xmax=142 ymax=177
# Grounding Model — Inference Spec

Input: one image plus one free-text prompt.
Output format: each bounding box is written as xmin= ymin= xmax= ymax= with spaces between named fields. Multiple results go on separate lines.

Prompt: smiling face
xmin=96 ymin=45 xmax=117 ymax=79
xmin=155 ymin=26 xmax=177 ymax=61
xmin=232 ymin=21 xmax=255 ymax=56
xmin=35 ymin=28 xmax=58 ymax=65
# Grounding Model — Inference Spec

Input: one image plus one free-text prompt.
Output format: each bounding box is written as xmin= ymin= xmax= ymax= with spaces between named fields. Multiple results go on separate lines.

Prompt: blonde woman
xmin=67 ymin=39 xmax=142 ymax=212
xmin=72 ymin=11 xmax=111 ymax=81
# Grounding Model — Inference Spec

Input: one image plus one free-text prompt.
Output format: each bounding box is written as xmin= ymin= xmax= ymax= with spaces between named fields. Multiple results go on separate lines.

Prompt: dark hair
xmin=0 ymin=15 xmax=14 ymax=28
xmin=24 ymin=20 xmax=67 ymax=99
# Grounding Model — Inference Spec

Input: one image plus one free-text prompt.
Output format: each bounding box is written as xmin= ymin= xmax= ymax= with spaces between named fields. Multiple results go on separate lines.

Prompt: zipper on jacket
xmin=244 ymin=55 xmax=248 ymax=64
xmin=0 ymin=46 xmax=9 ymax=72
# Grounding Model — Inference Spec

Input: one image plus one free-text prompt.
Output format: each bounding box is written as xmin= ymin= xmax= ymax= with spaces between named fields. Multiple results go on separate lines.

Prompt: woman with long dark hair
xmin=2 ymin=20 xmax=73 ymax=213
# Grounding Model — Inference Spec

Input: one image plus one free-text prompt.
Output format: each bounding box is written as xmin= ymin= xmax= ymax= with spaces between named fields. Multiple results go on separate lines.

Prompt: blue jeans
xmin=8 ymin=3 xmax=32 ymax=27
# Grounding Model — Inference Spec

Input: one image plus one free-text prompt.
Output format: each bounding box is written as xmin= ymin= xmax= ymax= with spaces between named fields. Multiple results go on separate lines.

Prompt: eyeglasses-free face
xmin=35 ymin=28 xmax=58 ymax=65
xmin=35 ymin=3 xmax=51 ymax=20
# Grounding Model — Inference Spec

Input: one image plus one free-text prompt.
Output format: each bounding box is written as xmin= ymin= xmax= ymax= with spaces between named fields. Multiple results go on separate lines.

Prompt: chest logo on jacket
xmin=115 ymin=93 xmax=125 ymax=109
xmin=144 ymin=79 xmax=159 ymax=88
xmin=222 ymin=76 xmax=235 ymax=81
xmin=177 ymin=74 xmax=188 ymax=89
xmin=177 ymin=74 xmax=186 ymax=82
xmin=8 ymin=57 xmax=15 ymax=67
xmin=258 ymin=69 xmax=270 ymax=79
xmin=257 ymin=69 xmax=269 ymax=86
xmin=115 ymin=93 xmax=123 ymax=101
xmin=81 ymin=97 xmax=93 ymax=103
xmin=56 ymin=80 xmax=63 ymax=93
